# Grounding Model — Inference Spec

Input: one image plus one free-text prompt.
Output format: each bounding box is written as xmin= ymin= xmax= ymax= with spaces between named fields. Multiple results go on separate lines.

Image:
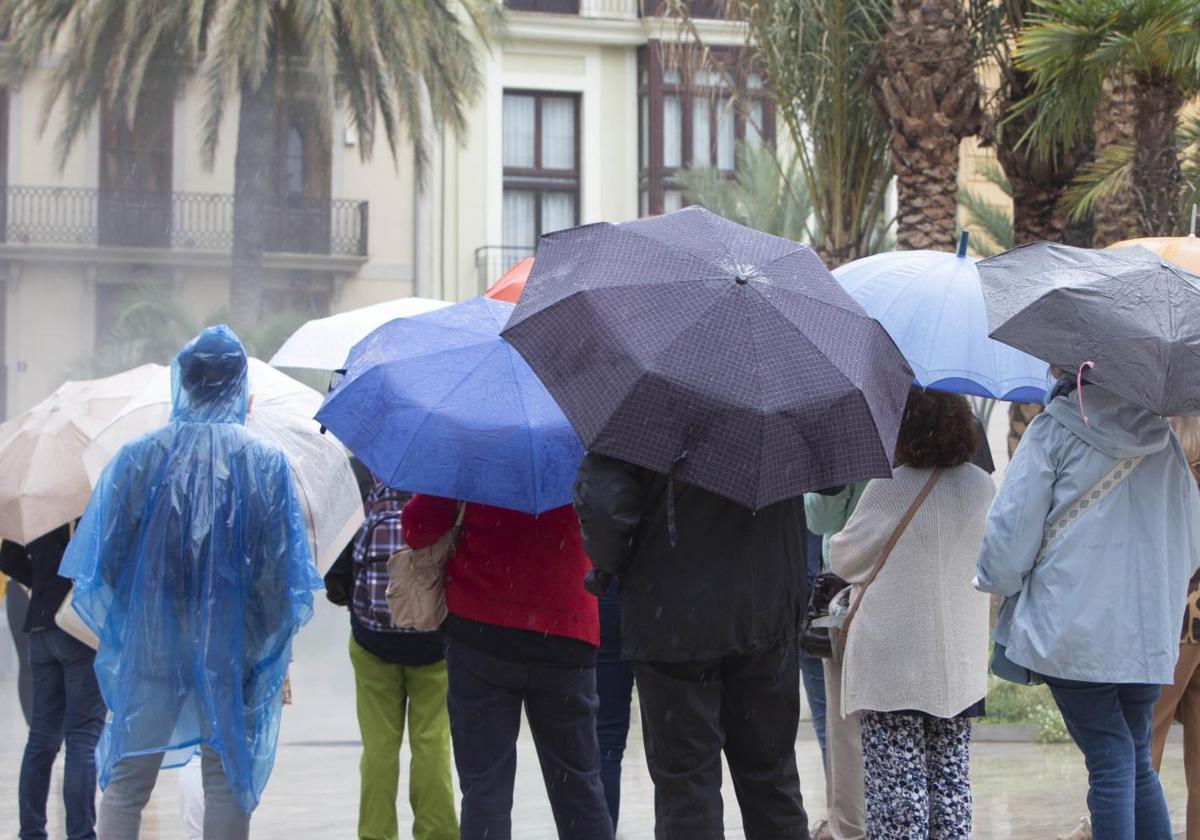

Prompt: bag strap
xmin=1036 ymin=455 xmax=1143 ymax=563
xmin=842 ymin=467 xmax=944 ymax=639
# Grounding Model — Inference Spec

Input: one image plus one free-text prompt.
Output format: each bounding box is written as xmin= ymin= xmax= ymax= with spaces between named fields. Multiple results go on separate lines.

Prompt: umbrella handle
xmin=1077 ymin=361 xmax=1095 ymax=427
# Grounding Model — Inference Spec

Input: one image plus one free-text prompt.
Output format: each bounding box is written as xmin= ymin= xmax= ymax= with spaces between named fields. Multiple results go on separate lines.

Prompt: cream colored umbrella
xmin=82 ymin=359 xmax=364 ymax=573
xmin=0 ymin=364 xmax=165 ymax=543
xmin=1110 ymin=207 xmax=1200 ymax=273
xmin=270 ymin=297 xmax=452 ymax=371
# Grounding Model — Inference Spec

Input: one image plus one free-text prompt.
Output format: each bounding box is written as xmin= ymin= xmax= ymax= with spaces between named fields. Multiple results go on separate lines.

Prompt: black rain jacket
xmin=574 ymin=452 xmax=807 ymax=663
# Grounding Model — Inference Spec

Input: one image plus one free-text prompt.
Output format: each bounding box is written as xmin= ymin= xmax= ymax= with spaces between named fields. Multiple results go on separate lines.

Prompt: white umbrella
xmin=0 ymin=364 xmax=165 ymax=543
xmin=83 ymin=359 xmax=364 ymax=574
xmin=270 ymin=297 xmax=453 ymax=371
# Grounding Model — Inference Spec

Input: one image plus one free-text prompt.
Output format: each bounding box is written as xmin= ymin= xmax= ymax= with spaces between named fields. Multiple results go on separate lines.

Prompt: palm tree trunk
xmin=230 ymin=72 xmax=276 ymax=323
xmin=1092 ymin=77 xmax=1138 ymax=247
xmin=873 ymin=0 xmax=983 ymax=251
xmin=1132 ymin=73 xmax=1183 ymax=238
xmin=996 ymin=70 xmax=1083 ymax=245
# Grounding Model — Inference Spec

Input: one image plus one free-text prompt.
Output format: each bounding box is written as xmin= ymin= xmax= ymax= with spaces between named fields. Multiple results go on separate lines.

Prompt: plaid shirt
xmin=351 ymin=482 xmax=419 ymax=633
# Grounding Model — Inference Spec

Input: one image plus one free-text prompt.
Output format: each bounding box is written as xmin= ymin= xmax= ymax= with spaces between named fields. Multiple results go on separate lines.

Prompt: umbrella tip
xmin=957 ymin=230 xmax=970 ymax=258
xmin=734 ymin=273 xmax=750 ymax=285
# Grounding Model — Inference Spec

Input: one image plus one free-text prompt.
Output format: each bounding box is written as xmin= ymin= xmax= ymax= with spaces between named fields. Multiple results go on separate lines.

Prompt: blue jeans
xmin=799 ymin=650 xmax=828 ymax=763
xmin=801 ymin=529 xmax=828 ymax=763
xmin=596 ymin=581 xmax=634 ymax=830
xmin=1045 ymin=677 xmax=1173 ymax=840
xmin=19 ymin=625 xmax=106 ymax=840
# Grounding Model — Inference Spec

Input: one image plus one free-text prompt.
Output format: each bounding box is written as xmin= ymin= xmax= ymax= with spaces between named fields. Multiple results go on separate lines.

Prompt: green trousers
xmin=350 ymin=636 xmax=458 ymax=840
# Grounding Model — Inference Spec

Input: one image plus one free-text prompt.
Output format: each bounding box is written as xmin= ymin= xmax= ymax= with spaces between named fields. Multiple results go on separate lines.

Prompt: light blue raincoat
xmin=978 ymin=382 xmax=1200 ymax=684
xmin=60 ymin=326 xmax=322 ymax=813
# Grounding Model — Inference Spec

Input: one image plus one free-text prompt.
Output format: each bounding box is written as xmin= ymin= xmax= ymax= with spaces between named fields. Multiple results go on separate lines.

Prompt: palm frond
xmin=1060 ymin=139 xmax=1134 ymax=221
xmin=958 ymin=186 xmax=1014 ymax=257
xmin=675 ymin=144 xmax=814 ymax=243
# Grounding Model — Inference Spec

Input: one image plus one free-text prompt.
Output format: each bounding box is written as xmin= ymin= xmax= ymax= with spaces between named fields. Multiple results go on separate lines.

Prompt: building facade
xmin=0 ymin=1 xmax=1000 ymax=419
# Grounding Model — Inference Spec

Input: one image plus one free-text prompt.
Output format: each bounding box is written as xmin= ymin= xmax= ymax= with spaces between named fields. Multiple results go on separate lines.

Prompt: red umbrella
xmin=485 ymin=257 xmax=533 ymax=303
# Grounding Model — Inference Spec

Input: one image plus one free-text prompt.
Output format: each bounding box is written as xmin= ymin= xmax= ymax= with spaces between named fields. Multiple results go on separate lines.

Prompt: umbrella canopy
xmin=83 ymin=359 xmax=363 ymax=573
xmin=833 ymin=248 xmax=1049 ymax=402
xmin=502 ymin=206 xmax=914 ymax=510
xmin=1109 ymin=235 xmax=1200 ymax=274
xmin=269 ymin=297 xmax=452 ymax=371
xmin=0 ymin=364 xmax=165 ymax=543
xmin=316 ymin=296 xmax=584 ymax=514
xmin=978 ymin=241 xmax=1200 ymax=416
xmin=485 ymin=257 xmax=533 ymax=303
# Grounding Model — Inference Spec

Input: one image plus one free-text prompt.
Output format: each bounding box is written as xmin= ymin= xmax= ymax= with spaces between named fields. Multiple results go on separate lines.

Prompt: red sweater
xmin=400 ymin=496 xmax=599 ymax=647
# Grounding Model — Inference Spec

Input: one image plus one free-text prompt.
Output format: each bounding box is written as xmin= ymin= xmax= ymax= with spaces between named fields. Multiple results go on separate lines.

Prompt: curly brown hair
xmin=894 ymin=387 xmax=978 ymax=469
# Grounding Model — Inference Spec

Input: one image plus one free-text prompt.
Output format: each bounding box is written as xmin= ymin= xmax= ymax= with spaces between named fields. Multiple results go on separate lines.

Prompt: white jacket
xmin=831 ymin=464 xmax=995 ymax=718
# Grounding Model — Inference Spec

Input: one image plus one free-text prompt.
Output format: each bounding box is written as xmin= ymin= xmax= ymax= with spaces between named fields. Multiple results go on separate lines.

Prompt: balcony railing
xmin=504 ymin=0 xmax=727 ymax=18
xmin=1 ymin=186 xmax=369 ymax=257
xmin=476 ymin=244 xmax=535 ymax=291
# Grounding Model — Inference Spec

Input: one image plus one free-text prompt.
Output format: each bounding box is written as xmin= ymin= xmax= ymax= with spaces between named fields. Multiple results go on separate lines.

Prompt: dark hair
xmin=894 ymin=387 xmax=978 ymax=469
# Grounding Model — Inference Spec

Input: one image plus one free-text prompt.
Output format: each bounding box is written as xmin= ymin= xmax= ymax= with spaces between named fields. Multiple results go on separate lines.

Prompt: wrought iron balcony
xmin=475 ymin=244 xmax=535 ymax=291
xmin=0 ymin=186 xmax=369 ymax=258
xmin=504 ymin=0 xmax=728 ymax=18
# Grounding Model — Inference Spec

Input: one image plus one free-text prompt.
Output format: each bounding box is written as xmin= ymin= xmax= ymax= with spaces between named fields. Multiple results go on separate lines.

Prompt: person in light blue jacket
xmin=978 ymin=373 xmax=1200 ymax=840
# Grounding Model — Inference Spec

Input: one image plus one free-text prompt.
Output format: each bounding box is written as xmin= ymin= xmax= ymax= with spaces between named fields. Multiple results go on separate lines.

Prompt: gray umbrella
xmin=501 ymin=207 xmax=914 ymax=510
xmin=978 ymin=241 xmax=1200 ymax=415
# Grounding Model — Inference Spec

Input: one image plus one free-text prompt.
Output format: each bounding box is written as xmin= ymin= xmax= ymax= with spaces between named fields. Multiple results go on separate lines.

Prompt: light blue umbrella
xmin=833 ymin=234 xmax=1050 ymax=402
xmin=315 ymin=297 xmax=583 ymax=514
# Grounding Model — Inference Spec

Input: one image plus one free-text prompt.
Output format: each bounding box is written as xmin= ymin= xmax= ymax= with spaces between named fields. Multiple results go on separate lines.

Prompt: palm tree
xmin=1060 ymin=108 xmax=1200 ymax=228
xmin=1015 ymin=0 xmax=1200 ymax=238
xmin=870 ymin=0 xmax=985 ymax=251
xmin=674 ymin=144 xmax=814 ymax=243
xmin=671 ymin=0 xmax=895 ymax=267
xmin=970 ymin=0 xmax=1088 ymax=245
xmin=1 ymin=1 xmax=500 ymax=318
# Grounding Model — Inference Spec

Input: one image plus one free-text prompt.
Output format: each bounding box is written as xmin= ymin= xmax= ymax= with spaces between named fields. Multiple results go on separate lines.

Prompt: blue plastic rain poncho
xmin=978 ymin=380 xmax=1200 ymax=685
xmin=60 ymin=326 xmax=322 ymax=813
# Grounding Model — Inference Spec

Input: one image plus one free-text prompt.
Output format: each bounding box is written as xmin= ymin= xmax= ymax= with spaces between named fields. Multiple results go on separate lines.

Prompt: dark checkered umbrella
xmin=501 ymin=207 xmax=914 ymax=510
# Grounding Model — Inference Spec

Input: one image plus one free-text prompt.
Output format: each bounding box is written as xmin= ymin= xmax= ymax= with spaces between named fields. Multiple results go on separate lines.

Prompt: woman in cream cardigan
xmin=829 ymin=388 xmax=995 ymax=839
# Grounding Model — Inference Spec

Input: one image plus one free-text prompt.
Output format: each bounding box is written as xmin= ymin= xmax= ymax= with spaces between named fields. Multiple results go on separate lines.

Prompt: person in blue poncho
xmin=60 ymin=325 xmax=322 ymax=840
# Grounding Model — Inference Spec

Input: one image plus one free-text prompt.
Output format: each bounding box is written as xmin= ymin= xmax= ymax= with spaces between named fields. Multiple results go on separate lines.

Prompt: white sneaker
xmin=1057 ymin=817 xmax=1092 ymax=840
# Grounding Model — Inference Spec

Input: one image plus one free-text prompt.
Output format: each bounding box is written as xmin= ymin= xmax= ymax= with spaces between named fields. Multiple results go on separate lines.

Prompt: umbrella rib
xmin=503 ymin=346 xmax=540 ymax=513
xmin=381 ymin=343 xmax=509 ymax=490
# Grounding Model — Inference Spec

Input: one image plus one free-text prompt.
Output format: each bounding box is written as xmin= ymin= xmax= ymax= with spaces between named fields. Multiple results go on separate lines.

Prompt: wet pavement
xmin=0 ymin=597 xmax=1189 ymax=838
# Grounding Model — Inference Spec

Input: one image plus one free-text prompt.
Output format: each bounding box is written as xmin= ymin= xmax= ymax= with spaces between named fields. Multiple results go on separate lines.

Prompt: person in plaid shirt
xmin=342 ymin=478 xmax=457 ymax=840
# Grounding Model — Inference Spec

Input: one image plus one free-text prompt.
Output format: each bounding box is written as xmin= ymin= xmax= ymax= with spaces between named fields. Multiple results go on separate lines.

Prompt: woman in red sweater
xmin=401 ymin=495 xmax=611 ymax=840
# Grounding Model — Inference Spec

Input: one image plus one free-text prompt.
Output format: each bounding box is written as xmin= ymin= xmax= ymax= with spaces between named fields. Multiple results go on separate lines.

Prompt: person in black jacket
xmin=574 ymin=453 xmax=810 ymax=840
xmin=0 ymin=525 xmax=105 ymax=840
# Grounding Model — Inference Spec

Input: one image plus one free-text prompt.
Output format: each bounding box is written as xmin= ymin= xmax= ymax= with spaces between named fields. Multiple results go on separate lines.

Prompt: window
xmin=502 ymin=91 xmax=580 ymax=250
xmin=98 ymin=95 xmax=173 ymax=247
xmin=285 ymin=127 xmax=305 ymax=197
xmin=638 ymin=43 xmax=775 ymax=217
xmin=505 ymin=0 xmax=579 ymax=12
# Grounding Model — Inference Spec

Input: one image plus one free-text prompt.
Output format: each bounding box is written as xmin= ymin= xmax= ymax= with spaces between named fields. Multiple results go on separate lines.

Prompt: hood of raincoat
xmin=977 ymin=380 xmax=1200 ymax=683
xmin=60 ymin=326 xmax=321 ymax=814
xmin=170 ymin=324 xmax=249 ymax=424
xmin=1045 ymin=380 xmax=1172 ymax=460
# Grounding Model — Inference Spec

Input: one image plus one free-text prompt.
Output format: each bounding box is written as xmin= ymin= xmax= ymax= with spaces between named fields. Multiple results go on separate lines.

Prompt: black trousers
xmin=444 ymin=636 xmax=613 ymax=840
xmin=634 ymin=639 xmax=809 ymax=840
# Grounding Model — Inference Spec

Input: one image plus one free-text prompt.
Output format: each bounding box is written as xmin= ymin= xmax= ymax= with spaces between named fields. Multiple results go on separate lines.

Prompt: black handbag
xmin=799 ymin=572 xmax=849 ymax=659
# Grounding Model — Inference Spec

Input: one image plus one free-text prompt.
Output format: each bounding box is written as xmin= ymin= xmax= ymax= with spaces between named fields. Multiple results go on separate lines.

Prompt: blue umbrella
xmin=315 ymin=297 xmax=583 ymax=514
xmin=832 ymin=234 xmax=1049 ymax=402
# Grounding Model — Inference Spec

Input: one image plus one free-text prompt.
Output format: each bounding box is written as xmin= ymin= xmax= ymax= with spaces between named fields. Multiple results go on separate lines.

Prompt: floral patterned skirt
xmin=860 ymin=711 xmax=972 ymax=839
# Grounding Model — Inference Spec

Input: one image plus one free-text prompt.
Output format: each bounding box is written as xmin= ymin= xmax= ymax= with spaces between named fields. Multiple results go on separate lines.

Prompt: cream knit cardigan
xmin=830 ymin=464 xmax=996 ymax=718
